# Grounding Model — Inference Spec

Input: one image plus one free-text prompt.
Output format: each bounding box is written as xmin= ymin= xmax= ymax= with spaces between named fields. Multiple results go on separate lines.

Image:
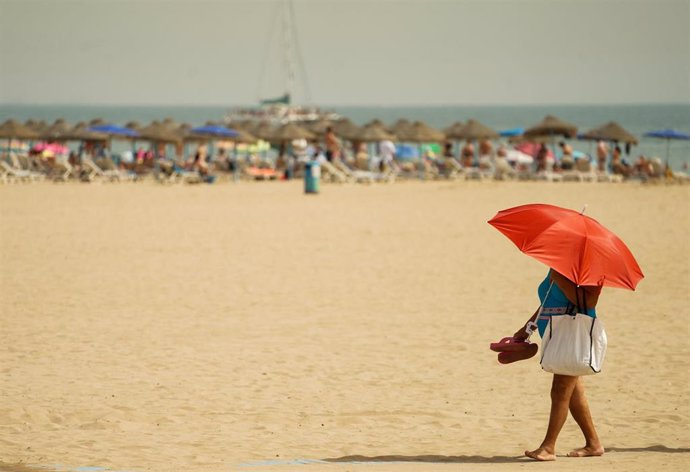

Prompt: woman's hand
xmin=513 ymin=326 xmax=529 ymax=341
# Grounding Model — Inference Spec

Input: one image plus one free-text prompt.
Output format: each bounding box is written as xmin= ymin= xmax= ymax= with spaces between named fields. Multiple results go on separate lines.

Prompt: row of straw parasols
xmin=1 ymin=115 xmax=641 ymax=149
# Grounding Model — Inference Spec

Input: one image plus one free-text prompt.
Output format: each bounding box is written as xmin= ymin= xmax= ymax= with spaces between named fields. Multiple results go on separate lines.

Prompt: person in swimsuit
xmin=512 ymin=269 xmax=604 ymax=461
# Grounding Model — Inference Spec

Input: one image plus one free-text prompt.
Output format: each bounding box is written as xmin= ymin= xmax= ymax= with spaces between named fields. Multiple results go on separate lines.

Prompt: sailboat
xmin=225 ymin=0 xmax=340 ymax=125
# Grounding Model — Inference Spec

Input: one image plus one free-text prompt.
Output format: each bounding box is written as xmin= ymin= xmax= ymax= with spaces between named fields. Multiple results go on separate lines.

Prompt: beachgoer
xmin=559 ymin=141 xmax=574 ymax=170
xmin=442 ymin=141 xmax=454 ymax=159
xmin=536 ymin=144 xmax=548 ymax=172
xmin=479 ymin=139 xmax=493 ymax=158
xmin=611 ymin=146 xmax=630 ymax=177
xmin=379 ymin=139 xmax=396 ymax=171
xmin=512 ymin=269 xmax=604 ymax=461
xmin=324 ymin=127 xmax=341 ymax=162
xmin=461 ymin=141 xmax=475 ymax=168
xmin=596 ymin=141 xmax=609 ymax=172
xmin=355 ymin=143 xmax=369 ymax=170
xmin=190 ymin=145 xmax=209 ymax=175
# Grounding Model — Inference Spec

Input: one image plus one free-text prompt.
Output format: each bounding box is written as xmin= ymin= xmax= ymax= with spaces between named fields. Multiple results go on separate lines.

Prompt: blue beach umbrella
xmin=644 ymin=128 xmax=690 ymax=167
xmin=189 ymin=125 xmax=239 ymax=138
xmin=499 ymin=127 xmax=524 ymax=137
xmin=88 ymin=124 xmax=139 ymax=137
xmin=188 ymin=124 xmax=241 ymax=180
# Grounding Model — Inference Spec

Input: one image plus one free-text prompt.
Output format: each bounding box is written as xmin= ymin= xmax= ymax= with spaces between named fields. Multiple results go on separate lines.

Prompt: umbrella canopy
xmin=271 ymin=123 xmax=315 ymax=141
xmin=89 ymin=124 xmax=139 ymax=138
xmin=365 ymin=118 xmax=388 ymax=129
xmin=125 ymin=121 xmax=142 ymax=131
xmin=333 ymin=118 xmax=361 ymax=141
xmin=24 ymin=119 xmax=45 ymax=132
xmin=40 ymin=119 xmax=72 ymax=140
xmin=0 ymin=119 xmax=41 ymax=140
xmin=189 ymin=124 xmax=240 ymax=139
xmin=390 ymin=118 xmax=413 ymax=140
xmin=499 ymin=127 xmax=525 ymax=137
xmin=644 ymin=128 xmax=690 ymax=166
xmin=33 ymin=142 xmax=69 ymax=155
xmin=644 ymin=129 xmax=690 ymax=140
xmin=229 ymin=128 xmax=258 ymax=144
xmin=354 ymin=123 xmax=396 ymax=142
xmin=449 ymin=119 xmax=499 ymax=140
xmin=580 ymin=121 xmax=638 ymax=145
xmin=252 ymin=122 xmax=276 ymax=141
xmin=68 ymin=123 xmax=108 ymax=141
xmin=488 ymin=203 xmax=644 ymax=290
xmin=306 ymin=119 xmax=337 ymax=136
xmin=402 ymin=121 xmax=445 ymax=143
xmin=138 ymin=121 xmax=182 ymax=143
xmin=443 ymin=121 xmax=464 ymax=137
xmin=524 ymin=115 xmax=577 ymax=139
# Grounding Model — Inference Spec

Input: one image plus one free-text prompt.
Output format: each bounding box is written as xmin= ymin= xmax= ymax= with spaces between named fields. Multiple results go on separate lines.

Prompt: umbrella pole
xmin=474 ymin=139 xmax=478 ymax=167
xmin=418 ymin=143 xmax=424 ymax=180
xmin=666 ymin=139 xmax=670 ymax=169
xmin=233 ymin=142 xmax=239 ymax=183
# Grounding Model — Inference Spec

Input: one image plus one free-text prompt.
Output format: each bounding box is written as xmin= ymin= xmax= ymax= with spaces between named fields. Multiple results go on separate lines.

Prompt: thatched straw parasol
xmin=0 ymin=119 xmax=41 ymax=140
xmin=450 ymin=119 xmax=499 ymax=140
xmin=365 ymin=118 xmax=389 ymax=130
xmin=231 ymin=128 xmax=258 ymax=144
xmin=403 ymin=121 xmax=445 ymax=143
xmin=580 ymin=121 xmax=637 ymax=145
xmin=354 ymin=123 xmax=396 ymax=142
xmin=270 ymin=123 xmax=315 ymax=142
xmin=138 ymin=121 xmax=182 ymax=143
xmin=524 ymin=115 xmax=577 ymax=139
xmin=332 ymin=118 xmax=361 ymax=141
xmin=443 ymin=121 xmax=464 ymax=136
xmin=252 ymin=121 xmax=276 ymax=141
xmin=390 ymin=119 xmax=413 ymax=141
xmin=41 ymin=119 xmax=73 ymax=141
xmin=68 ymin=123 xmax=108 ymax=141
xmin=306 ymin=119 xmax=337 ymax=136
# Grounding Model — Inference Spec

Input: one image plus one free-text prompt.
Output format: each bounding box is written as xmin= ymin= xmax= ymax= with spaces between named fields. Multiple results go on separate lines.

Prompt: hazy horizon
xmin=1 ymin=0 xmax=689 ymax=107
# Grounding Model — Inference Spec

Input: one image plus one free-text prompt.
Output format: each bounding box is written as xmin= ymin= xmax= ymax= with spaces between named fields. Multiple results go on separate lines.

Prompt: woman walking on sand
xmin=487 ymin=203 xmax=644 ymax=461
xmin=512 ymin=270 xmax=604 ymax=461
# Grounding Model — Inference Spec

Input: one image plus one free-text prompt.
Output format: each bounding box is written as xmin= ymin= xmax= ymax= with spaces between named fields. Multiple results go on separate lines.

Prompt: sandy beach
xmin=1 ymin=180 xmax=688 ymax=472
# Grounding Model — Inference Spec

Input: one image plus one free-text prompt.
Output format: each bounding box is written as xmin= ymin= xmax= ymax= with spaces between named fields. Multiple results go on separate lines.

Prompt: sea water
xmin=1 ymin=103 xmax=688 ymax=169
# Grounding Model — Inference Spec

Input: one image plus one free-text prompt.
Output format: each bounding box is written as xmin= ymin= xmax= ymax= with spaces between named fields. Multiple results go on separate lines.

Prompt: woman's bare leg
xmin=567 ymin=378 xmax=605 ymax=457
xmin=525 ymin=374 xmax=578 ymax=461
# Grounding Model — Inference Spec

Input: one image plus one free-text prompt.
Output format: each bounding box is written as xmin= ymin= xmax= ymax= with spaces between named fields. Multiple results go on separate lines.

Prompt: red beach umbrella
xmin=488 ymin=203 xmax=644 ymax=290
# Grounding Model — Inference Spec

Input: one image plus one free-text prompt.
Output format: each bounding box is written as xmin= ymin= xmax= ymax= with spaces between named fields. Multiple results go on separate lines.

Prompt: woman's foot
xmin=525 ymin=447 xmax=556 ymax=461
xmin=567 ymin=445 xmax=605 ymax=457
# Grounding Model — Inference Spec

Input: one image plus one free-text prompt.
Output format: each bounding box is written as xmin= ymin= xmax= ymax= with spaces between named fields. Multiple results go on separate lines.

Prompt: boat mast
xmin=254 ymin=0 xmax=311 ymax=107
xmin=282 ymin=0 xmax=295 ymax=103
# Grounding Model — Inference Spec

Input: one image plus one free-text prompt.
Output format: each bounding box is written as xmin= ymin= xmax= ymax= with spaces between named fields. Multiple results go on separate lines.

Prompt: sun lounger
xmin=8 ymin=153 xmax=45 ymax=182
xmin=319 ymin=160 xmax=350 ymax=183
xmin=0 ymin=160 xmax=32 ymax=183
xmin=83 ymin=156 xmax=135 ymax=182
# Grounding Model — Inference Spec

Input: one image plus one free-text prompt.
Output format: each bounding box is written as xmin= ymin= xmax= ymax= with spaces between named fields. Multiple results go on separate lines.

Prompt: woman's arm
xmin=550 ymin=270 xmax=601 ymax=309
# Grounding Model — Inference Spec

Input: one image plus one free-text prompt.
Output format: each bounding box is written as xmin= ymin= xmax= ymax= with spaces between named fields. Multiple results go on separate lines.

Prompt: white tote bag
xmin=540 ymin=313 xmax=607 ymax=376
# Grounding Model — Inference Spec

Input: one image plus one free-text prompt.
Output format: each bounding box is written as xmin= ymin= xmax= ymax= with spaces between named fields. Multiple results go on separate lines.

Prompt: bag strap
xmin=525 ymin=280 xmax=554 ymax=341
xmin=574 ymin=285 xmax=588 ymax=314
